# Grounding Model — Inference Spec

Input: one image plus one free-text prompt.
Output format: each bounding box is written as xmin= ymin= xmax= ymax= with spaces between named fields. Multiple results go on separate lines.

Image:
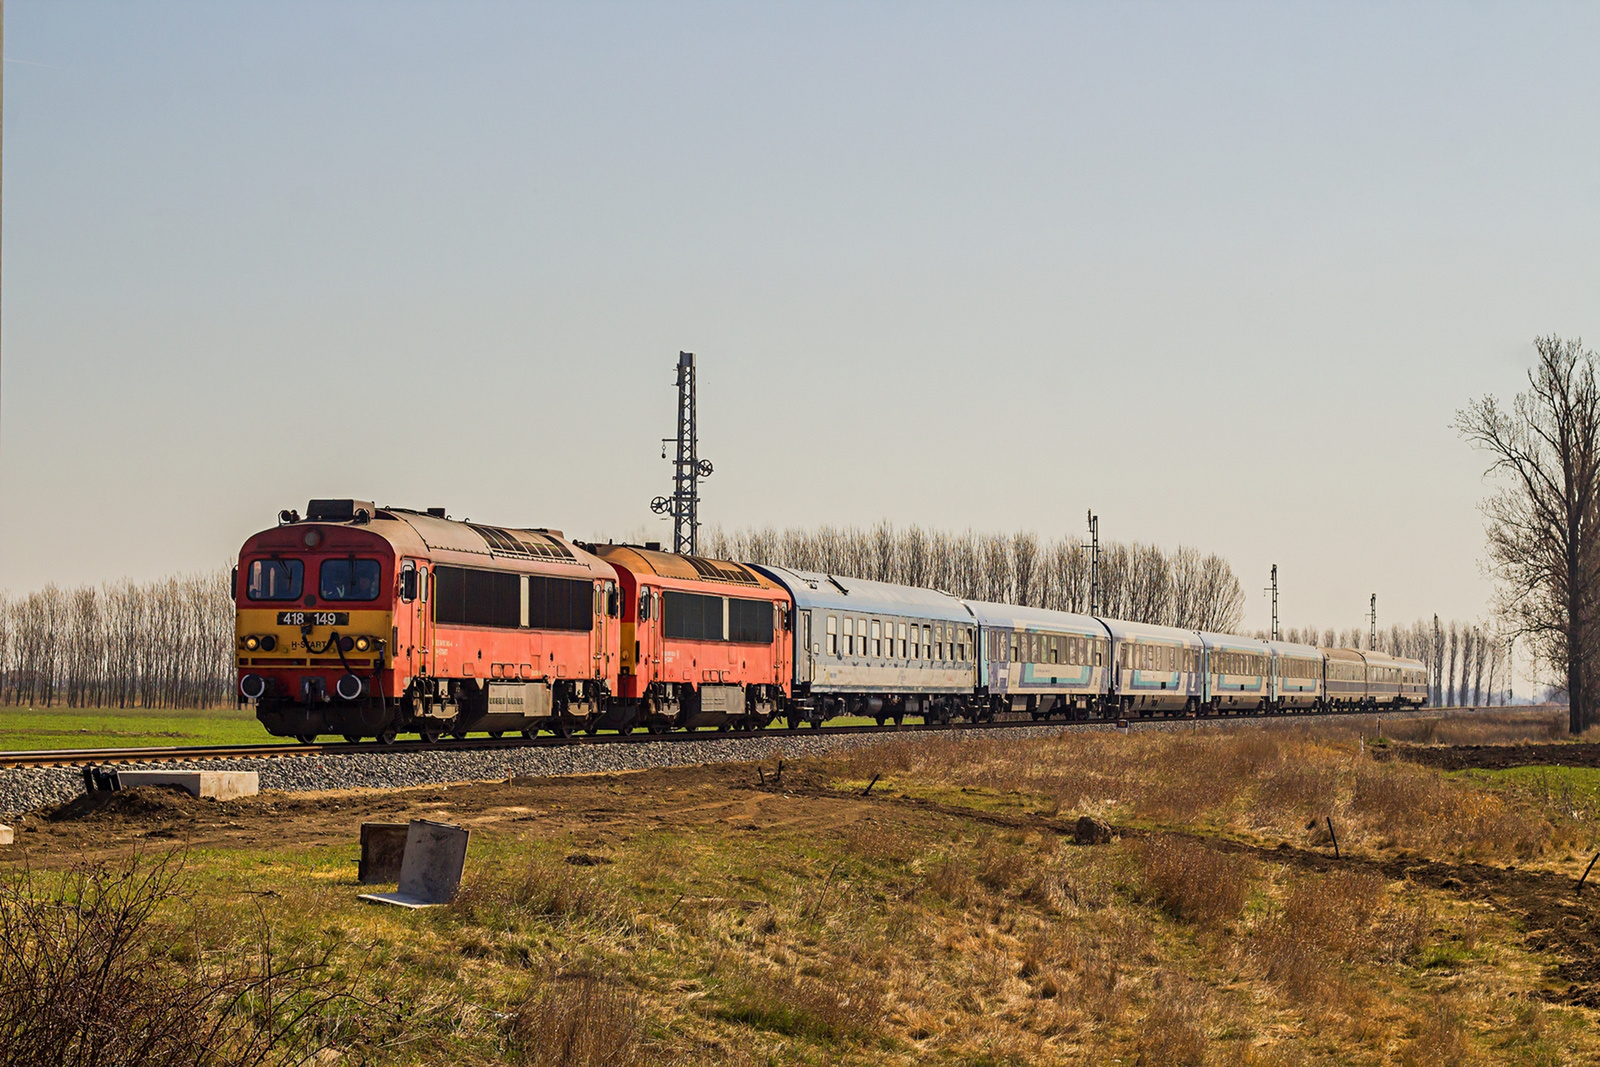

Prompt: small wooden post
xmin=1326 ymin=816 xmax=1340 ymax=860
xmin=1577 ymin=853 xmax=1600 ymax=896
xmin=861 ymin=773 xmax=880 ymax=796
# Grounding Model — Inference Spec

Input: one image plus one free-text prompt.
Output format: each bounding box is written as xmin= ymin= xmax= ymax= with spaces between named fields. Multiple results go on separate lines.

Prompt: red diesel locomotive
xmin=235 ymin=500 xmax=792 ymax=741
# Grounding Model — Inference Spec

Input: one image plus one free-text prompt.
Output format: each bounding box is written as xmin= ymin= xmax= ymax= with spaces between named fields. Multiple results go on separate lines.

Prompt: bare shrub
xmin=1136 ymin=837 xmax=1253 ymax=925
xmin=504 ymin=970 xmax=646 ymax=1067
xmin=0 ymin=850 xmax=373 ymax=1067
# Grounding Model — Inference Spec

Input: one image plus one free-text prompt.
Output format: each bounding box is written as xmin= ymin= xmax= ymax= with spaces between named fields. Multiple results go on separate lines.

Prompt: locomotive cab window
xmin=247 ymin=559 xmax=303 ymax=601
xmin=320 ymin=559 xmax=382 ymax=601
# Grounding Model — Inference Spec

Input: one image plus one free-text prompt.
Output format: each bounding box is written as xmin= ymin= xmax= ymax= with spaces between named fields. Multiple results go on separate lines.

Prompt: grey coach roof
xmin=749 ymin=565 xmax=973 ymax=622
xmin=1099 ymin=618 xmax=1206 ymax=646
xmin=961 ymin=600 xmax=1109 ymax=636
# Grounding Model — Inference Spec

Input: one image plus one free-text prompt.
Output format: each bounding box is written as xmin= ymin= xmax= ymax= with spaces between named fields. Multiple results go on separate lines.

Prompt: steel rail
xmin=0 ymin=703 xmax=1501 ymax=770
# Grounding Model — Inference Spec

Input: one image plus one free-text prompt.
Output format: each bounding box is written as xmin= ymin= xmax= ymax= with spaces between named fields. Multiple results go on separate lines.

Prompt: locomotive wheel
xmin=342 ymin=734 xmax=362 ymax=744
xmin=488 ymin=731 xmax=504 ymax=739
xmin=521 ymin=728 xmax=536 ymax=739
xmin=419 ymin=729 xmax=440 ymax=744
xmin=378 ymin=729 xmax=397 ymax=745
xmin=296 ymin=734 xmax=317 ymax=744
xmin=786 ymin=714 xmax=801 ymax=730
xmin=617 ymin=723 xmax=633 ymax=736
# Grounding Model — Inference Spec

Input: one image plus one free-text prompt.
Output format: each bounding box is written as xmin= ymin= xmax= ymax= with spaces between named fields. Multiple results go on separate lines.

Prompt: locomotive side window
xmin=247 ymin=559 xmax=303 ymax=600
xmin=320 ymin=559 xmax=382 ymax=601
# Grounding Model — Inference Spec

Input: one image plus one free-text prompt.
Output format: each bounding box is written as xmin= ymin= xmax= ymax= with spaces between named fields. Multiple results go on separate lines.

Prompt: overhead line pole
xmin=650 ymin=352 xmax=712 ymax=555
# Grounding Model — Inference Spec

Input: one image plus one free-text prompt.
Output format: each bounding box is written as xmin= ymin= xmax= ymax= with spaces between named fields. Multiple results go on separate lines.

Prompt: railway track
xmin=0 ymin=703 xmax=1491 ymax=769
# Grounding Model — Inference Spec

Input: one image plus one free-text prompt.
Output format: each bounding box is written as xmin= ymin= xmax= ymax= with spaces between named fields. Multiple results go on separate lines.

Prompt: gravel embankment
xmin=0 ymin=705 xmax=1474 ymax=820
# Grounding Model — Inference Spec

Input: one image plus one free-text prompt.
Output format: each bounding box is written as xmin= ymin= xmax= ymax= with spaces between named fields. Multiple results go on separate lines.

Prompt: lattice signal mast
xmin=650 ymin=352 xmax=712 ymax=555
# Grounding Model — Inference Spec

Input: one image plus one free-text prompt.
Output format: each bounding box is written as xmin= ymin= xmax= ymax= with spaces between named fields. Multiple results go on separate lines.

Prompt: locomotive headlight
xmin=244 ymin=636 xmax=260 ymax=651
xmin=354 ymin=636 xmax=371 ymax=652
xmin=259 ymin=634 xmax=277 ymax=652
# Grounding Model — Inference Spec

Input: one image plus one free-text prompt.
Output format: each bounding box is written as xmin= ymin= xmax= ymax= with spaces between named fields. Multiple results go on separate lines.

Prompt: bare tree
xmin=1459 ymin=336 xmax=1600 ymax=733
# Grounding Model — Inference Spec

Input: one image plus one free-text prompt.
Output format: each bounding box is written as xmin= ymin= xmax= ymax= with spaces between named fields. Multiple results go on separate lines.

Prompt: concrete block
xmin=0 ymin=824 xmax=13 ymax=846
xmin=113 ymin=770 xmax=259 ymax=801
xmin=358 ymin=823 xmax=410 ymax=884
xmin=360 ymin=820 xmax=469 ymax=909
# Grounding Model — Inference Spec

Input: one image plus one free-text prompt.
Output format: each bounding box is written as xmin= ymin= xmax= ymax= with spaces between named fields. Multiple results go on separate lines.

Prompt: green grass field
xmin=0 ymin=705 xmax=893 ymax=752
xmin=0 ymin=705 xmax=263 ymax=751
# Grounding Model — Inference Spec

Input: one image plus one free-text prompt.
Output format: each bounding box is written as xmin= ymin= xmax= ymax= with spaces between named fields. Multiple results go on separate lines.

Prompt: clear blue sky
xmin=2 ymin=2 xmax=1597 ymax=643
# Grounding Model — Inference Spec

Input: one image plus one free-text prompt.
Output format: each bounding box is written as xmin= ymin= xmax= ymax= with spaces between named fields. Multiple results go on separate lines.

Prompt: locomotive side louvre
xmin=753 ymin=566 xmax=977 ymax=726
xmin=964 ymin=601 xmax=1112 ymax=720
xmin=1100 ymin=619 xmax=1206 ymax=716
xmin=591 ymin=544 xmax=791 ymax=731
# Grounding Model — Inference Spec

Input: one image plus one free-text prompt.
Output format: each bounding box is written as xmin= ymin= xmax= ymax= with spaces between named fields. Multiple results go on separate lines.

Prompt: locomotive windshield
xmin=319 ymin=559 xmax=382 ymax=601
xmin=247 ymin=559 xmax=304 ymax=600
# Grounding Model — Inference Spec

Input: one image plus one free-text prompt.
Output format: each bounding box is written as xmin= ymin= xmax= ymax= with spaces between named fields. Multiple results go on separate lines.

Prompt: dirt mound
xmin=48 ymin=785 xmax=203 ymax=824
xmin=1385 ymin=742 xmax=1600 ymax=771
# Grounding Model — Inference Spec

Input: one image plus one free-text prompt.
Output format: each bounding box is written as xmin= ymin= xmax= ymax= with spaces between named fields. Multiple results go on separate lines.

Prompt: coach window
xmin=826 ymin=615 xmax=838 ymax=655
xmin=897 ymin=622 xmax=907 ymax=658
xmin=842 ymin=617 xmax=854 ymax=655
xmin=870 ymin=620 xmax=882 ymax=657
xmin=909 ymin=624 xmax=920 ymax=659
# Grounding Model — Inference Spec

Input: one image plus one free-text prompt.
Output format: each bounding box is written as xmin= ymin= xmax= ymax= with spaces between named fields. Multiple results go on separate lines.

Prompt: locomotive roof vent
xmin=306 ymin=499 xmax=376 ymax=523
xmin=427 ymin=507 xmax=446 ymax=517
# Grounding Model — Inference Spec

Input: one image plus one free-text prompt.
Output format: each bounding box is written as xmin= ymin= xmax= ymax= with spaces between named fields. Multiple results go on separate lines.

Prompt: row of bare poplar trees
xmin=701 ymin=523 xmax=1247 ymax=632
xmin=1258 ymin=619 xmax=1509 ymax=707
xmin=0 ymin=571 xmax=234 ymax=709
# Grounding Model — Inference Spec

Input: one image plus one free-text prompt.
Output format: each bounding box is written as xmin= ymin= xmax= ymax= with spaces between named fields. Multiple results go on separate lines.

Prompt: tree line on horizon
xmin=0 ymin=571 xmax=234 ymax=710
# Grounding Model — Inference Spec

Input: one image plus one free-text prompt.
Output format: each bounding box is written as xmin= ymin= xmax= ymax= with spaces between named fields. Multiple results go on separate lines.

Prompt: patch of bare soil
xmin=1385 ymin=742 xmax=1600 ymax=771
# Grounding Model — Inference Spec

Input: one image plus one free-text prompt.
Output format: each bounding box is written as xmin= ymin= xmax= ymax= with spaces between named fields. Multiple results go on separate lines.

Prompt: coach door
xmin=796 ymin=610 xmax=812 ymax=683
xmin=596 ymin=579 xmax=618 ymax=679
xmin=399 ymin=561 xmax=432 ymax=678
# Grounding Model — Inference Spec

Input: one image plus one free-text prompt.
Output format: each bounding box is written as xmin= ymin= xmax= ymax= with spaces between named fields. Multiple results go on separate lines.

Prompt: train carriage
xmin=1199 ymin=632 xmax=1272 ymax=713
xmin=591 ymin=545 xmax=791 ymax=732
xmin=753 ymin=565 xmax=976 ymax=726
xmin=1320 ymin=647 xmax=1368 ymax=710
xmin=237 ymin=500 xmax=621 ymax=743
xmin=1102 ymin=620 xmax=1206 ymax=716
xmin=1266 ymin=641 xmax=1324 ymax=712
xmin=966 ymin=602 xmax=1111 ymax=720
xmin=1359 ymin=649 xmax=1429 ymax=709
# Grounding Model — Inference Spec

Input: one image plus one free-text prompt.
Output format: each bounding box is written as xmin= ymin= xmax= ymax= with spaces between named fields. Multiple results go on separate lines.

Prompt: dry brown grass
xmin=504 ymin=969 xmax=647 ymax=1067
xmin=1134 ymin=836 xmax=1254 ymax=925
xmin=841 ymin=714 xmax=1579 ymax=862
xmin=1252 ymin=869 xmax=1429 ymax=1000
